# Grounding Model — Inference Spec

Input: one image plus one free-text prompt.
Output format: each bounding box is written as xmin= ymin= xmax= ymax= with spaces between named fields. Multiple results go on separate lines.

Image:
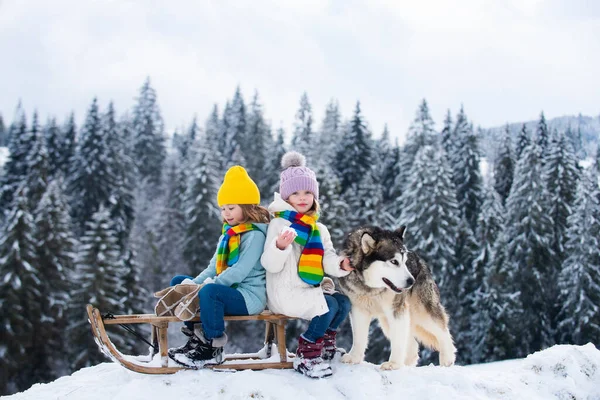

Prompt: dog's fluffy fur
xmin=337 ymin=226 xmax=457 ymax=370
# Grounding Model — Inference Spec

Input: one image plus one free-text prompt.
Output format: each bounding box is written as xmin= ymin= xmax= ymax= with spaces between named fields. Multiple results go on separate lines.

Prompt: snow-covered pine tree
xmin=132 ymin=78 xmax=166 ymax=189
xmin=441 ymin=109 xmax=453 ymax=156
xmin=467 ymin=185 xmax=506 ymax=363
xmin=536 ymin=111 xmax=550 ymax=161
xmin=183 ymin=137 xmax=221 ymax=276
xmin=58 ymin=112 xmax=77 ymax=177
xmin=31 ymin=179 xmax=76 ymax=384
xmin=222 ymin=87 xmax=247 ymax=168
xmin=69 ymin=207 xmax=126 ymax=371
xmin=399 ymin=144 xmax=460 ymax=297
xmin=503 ymin=140 xmax=555 ymax=356
xmin=105 ymin=102 xmax=136 ymax=251
xmin=596 ymin=140 xmax=600 ymax=175
xmin=313 ymin=161 xmax=348 ymax=248
xmin=204 ymin=104 xmax=220 ymax=157
xmin=120 ymin=247 xmax=147 ymax=316
xmin=493 ymin=124 xmax=515 ymax=205
xmin=263 ymin=127 xmax=287 ymax=200
xmin=555 ymin=168 xmax=600 ymax=345
xmin=334 ymin=102 xmax=373 ymax=194
xmin=44 ymin=118 xmax=62 ymax=178
xmin=451 ymin=108 xmax=483 ymax=232
xmin=0 ymin=113 xmax=5 ymax=147
xmin=0 ymin=109 xmax=30 ymax=214
xmin=291 ymin=92 xmax=314 ymax=161
xmin=543 ymin=129 xmax=580 ymax=266
xmin=0 ymin=190 xmax=40 ymax=394
xmin=515 ymin=124 xmax=530 ymax=161
xmin=316 ymin=99 xmax=342 ymax=166
xmin=245 ymin=91 xmax=273 ymax=192
xmin=155 ymin=162 xmax=188 ymax=282
xmin=23 ymin=122 xmax=50 ymax=210
xmin=564 ymin=124 xmax=584 ymax=160
xmin=68 ymin=98 xmax=115 ymax=234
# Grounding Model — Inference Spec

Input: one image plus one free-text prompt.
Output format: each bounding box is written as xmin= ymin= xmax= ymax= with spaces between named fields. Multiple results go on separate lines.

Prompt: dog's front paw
xmin=439 ymin=351 xmax=456 ymax=367
xmin=380 ymin=361 xmax=401 ymax=370
xmin=341 ymin=352 xmax=363 ymax=365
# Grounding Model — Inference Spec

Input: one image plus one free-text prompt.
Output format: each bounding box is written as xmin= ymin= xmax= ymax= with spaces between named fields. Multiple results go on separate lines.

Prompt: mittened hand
xmin=181 ymin=278 xmax=196 ymax=285
xmin=276 ymin=227 xmax=296 ymax=250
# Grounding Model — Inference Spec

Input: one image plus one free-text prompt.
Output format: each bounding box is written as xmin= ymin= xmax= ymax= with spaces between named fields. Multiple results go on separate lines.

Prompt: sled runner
xmin=86 ymin=304 xmax=295 ymax=374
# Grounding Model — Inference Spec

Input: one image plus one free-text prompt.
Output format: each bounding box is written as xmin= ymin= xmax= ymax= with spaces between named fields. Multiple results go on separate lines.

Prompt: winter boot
xmin=293 ymin=336 xmax=333 ymax=379
xmin=322 ymin=330 xmax=346 ymax=361
xmin=169 ymin=327 xmax=226 ymax=369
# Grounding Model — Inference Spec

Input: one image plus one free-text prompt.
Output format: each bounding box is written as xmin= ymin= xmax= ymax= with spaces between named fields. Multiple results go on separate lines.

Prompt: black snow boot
xmin=169 ymin=329 xmax=226 ymax=369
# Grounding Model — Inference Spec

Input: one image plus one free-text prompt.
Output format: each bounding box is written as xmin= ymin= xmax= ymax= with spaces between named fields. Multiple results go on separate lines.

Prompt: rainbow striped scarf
xmin=274 ymin=211 xmax=324 ymax=286
xmin=216 ymin=223 xmax=257 ymax=275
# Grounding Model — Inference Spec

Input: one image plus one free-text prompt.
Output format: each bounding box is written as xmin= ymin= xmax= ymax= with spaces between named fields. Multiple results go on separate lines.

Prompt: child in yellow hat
xmin=168 ymin=166 xmax=270 ymax=368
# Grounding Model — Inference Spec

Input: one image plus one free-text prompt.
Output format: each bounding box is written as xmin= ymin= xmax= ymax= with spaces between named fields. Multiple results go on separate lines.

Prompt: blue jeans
xmin=170 ymin=275 xmax=249 ymax=340
xmin=303 ymin=293 xmax=352 ymax=343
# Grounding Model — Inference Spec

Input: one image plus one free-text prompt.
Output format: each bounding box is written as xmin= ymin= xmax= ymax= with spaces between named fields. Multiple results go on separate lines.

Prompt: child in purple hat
xmin=261 ymin=151 xmax=354 ymax=378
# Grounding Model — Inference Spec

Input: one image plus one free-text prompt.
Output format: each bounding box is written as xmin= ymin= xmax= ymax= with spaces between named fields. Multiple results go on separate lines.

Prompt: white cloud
xmin=0 ymin=0 xmax=598 ymax=143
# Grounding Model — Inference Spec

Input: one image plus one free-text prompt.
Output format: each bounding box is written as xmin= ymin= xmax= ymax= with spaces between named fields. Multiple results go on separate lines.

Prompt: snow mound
xmin=7 ymin=344 xmax=600 ymax=400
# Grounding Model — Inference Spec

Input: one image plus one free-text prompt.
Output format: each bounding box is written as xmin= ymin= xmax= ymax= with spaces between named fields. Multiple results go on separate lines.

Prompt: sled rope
xmin=102 ymin=312 xmax=157 ymax=352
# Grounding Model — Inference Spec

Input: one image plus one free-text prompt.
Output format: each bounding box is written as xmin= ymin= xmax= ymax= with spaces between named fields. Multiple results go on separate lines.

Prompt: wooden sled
xmin=86 ymin=304 xmax=295 ymax=374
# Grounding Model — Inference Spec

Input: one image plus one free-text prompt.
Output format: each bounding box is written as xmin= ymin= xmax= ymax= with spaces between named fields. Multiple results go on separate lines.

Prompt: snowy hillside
xmin=6 ymin=344 xmax=600 ymax=400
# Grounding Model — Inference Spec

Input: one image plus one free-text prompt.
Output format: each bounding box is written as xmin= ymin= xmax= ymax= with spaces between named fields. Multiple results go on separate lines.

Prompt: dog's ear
xmin=395 ymin=226 xmax=406 ymax=240
xmin=361 ymin=233 xmax=376 ymax=254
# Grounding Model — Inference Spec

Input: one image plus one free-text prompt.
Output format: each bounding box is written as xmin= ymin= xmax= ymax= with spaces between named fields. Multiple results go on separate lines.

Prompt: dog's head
xmin=343 ymin=226 xmax=415 ymax=293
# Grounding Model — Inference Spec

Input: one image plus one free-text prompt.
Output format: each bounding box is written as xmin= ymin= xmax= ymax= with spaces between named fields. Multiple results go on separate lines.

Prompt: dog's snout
xmin=406 ymin=277 xmax=415 ymax=287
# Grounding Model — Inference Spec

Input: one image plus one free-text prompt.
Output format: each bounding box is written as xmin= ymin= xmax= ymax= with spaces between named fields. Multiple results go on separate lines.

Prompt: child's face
xmin=221 ymin=204 xmax=245 ymax=226
xmin=287 ymin=190 xmax=314 ymax=214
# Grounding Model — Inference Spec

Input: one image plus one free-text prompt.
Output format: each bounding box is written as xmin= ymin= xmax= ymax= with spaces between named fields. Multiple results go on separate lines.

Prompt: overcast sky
xmin=1 ymin=0 xmax=598 ymax=142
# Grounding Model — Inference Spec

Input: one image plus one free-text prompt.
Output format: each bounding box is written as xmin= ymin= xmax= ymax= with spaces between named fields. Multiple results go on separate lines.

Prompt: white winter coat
xmin=261 ymin=193 xmax=350 ymax=320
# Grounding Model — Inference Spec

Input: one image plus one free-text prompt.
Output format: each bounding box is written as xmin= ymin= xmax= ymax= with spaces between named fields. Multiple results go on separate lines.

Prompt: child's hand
xmin=276 ymin=229 xmax=295 ymax=250
xmin=340 ymin=257 xmax=354 ymax=271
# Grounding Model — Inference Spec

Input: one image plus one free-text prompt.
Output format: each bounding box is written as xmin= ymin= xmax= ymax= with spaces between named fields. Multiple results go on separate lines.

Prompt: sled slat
xmin=101 ymin=312 xmax=290 ymax=325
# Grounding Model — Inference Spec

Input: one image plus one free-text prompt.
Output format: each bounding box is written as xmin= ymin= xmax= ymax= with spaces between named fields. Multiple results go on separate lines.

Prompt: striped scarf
xmin=274 ymin=211 xmax=324 ymax=286
xmin=216 ymin=223 xmax=257 ymax=275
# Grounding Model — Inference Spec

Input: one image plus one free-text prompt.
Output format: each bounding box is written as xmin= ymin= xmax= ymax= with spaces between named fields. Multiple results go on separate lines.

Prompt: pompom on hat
xmin=217 ymin=166 xmax=260 ymax=207
xmin=279 ymin=151 xmax=319 ymax=200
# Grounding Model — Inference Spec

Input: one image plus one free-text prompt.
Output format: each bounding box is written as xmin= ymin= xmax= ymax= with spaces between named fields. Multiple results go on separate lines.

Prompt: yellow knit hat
xmin=217 ymin=166 xmax=260 ymax=207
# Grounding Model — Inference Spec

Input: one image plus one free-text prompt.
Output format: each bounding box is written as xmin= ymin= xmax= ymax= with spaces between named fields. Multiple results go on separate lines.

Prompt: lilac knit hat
xmin=279 ymin=151 xmax=319 ymax=201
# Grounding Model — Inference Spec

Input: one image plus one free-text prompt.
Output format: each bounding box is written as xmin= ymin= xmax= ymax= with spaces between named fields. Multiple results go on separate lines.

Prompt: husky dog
xmin=337 ymin=226 xmax=456 ymax=370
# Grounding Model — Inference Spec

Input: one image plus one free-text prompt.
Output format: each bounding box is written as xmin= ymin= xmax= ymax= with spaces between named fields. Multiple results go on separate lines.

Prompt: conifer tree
xmin=69 ymin=207 xmax=125 ymax=371
xmin=467 ymin=186 xmax=506 ymax=363
xmin=451 ymin=108 xmax=483 ymax=232
xmin=245 ymin=92 xmax=272 ymax=191
xmin=132 ymin=78 xmax=166 ymax=188
xmin=30 ymin=180 xmax=76 ymax=384
xmin=536 ymin=112 xmax=550 ymax=160
xmin=264 ymin=127 xmax=287 ymax=199
xmin=440 ymin=109 xmax=453 ymax=156
xmin=0 ymin=109 xmax=30 ymax=213
xmin=312 ymin=161 xmax=348 ymax=247
xmin=334 ymin=102 xmax=373 ymax=194
xmin=291 ymin=92 xmax=314 ymax=160
xmin=183 ymin=138 xmax=221 ymax=276
xmin=493 ymin=124 xmax=515 ymax=205
xmin=515 ymin=124 xmax=530 ymax=160
xmin=58 ymin=112 xmax=77 ymax=177
xmin=204 ymin=104 xmax=220 ymax=156
xmin=0 ymin=113 xmax=5 ymax=147
xmin=0 ymin=190 xmax=39 ymax=394
xmin=399 ymin=145 xmax=460 ymax=290
xmin=555 ymin=168 xmax=600 ymax=344
xmin=24 ymin=125 xmax=49 ymax=211
xmin=543 ymin=130 xmax=580 ymax=264
xmin=317 ymin=99 xmax=342 ymax=165
xmin=44 ymin=118 xmax=62 ymax=178
xmin=68 ymin=98 xmax=115 ymax=234
xmin=503 ymin=140 xmax=555 ymax=355
xmin=380 ymin=133 xmax=401 ymax=205
xmin=121 ymin=247 xmax=147 ymax=317
xmin=222 ymin=87 xmax=247 ymax=168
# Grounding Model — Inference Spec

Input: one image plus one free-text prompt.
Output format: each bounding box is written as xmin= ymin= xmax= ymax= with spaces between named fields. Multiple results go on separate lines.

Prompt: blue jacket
xmin=193 ymin=223 xmax=267 ymax=315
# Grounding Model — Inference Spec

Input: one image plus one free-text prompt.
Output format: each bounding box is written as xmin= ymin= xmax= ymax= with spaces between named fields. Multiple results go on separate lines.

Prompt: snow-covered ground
xmin=6 ymin=344 xmax=600 ymax=400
